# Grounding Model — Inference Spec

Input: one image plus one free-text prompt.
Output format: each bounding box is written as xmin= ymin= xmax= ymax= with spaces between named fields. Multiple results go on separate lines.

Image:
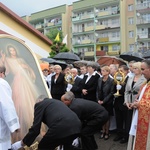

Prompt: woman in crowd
xmin=96 ymin=65 xmax=115 ymax=140
xmin=51 ymin=65 xmax=66 ymax=100
xmin=125 ymin=62 xmax=146 ymax=109
xmin=125 ymin=62 xmax=146 ymax=150
xmin=80 ymin=62 xmax=100 ymax=102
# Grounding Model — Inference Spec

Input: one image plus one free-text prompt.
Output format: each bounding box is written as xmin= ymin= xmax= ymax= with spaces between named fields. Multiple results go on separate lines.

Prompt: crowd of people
xmin=39 ymin=59 xmax=150 ymax=150
xmin=1 ymin=58 xmax=150 ymax=150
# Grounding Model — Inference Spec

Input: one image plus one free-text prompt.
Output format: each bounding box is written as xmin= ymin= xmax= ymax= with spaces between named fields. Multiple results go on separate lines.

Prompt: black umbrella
xmin=73 ymin=60 xmax=89 ymax=68
xmin=40 ymin=58 xmax=56 ymax=63
xmin=74 ymin=60 xmax=100 ymax=70
xmin=120 ymin=51 xmax=144 ymax=62
xmin=40 ymin=58 xmax=67 ymax=70
xmin=53 ymin=52 xmax=81 ymax=62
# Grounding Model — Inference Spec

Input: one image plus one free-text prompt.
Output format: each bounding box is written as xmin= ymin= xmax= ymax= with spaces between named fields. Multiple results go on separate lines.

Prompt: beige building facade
xmin=0 ymin=2 xmax=52 ymax=61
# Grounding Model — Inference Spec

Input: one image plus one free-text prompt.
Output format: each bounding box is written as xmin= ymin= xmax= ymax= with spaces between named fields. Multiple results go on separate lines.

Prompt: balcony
xmin=98 ymin=11 xmax=110 ymax=17
xmin=96 ymin=51 xmax=106 ymax=56
xmin=72 ymin=14 xmax=94 ymax=22
xmin=108 ymin=23 xmax=120 ymax=28
xmin=96 ymin=25 xmax=106 ymax=30
xmin=136 ymin=2 xmax=150 ymax=11
xmin=109 ymin=36 xmax=120 ymax=42
xmin=97 ymin=36 xmax=120 ymax=43
xmin=137 ymin=32 xmax=150 ymax=39
xmin=84 ymin=51 xmax=94 ymax=56
xmin=47 ymin=22 xmax=54 ymax=27
xmin=98 ymin=37 xmax=109 ymax=42
xmin=72 ymin=16 xmax=80 ymax=21
xmin=35 ymin=24 xmax=44 ymax=29
xmin=95 ymin=23 xmax=120 ymax=30
xmin=107 ymin=50 xmax=120 ymax=55
xmin=97 ymin=10 xmax=119 ymax=17
xmin=137 ymin=19 xmax=150 ymax=25
xmin=81 ymin=39 xmax=92 ymax=44
xmin=85 ymin=26 xmax=94 ymax=32
xmin=80 ymin=14 xmax=94 ymax=20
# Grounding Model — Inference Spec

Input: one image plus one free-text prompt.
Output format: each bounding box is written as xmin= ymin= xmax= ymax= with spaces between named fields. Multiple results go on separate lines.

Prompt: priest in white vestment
xmin=0 ymin=66 xmax=20 ymax=150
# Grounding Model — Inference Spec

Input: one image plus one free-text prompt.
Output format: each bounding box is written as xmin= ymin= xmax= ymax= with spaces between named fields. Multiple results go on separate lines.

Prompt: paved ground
xmin=34 ymin=130 xmax=127 ymax=150
xmin=95 ymin=131 xmax=127 ymax=150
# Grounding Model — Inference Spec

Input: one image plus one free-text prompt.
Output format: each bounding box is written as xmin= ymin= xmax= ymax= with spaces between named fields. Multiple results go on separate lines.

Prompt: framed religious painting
xmin=0 ymin=34 xmax=50 ymax=143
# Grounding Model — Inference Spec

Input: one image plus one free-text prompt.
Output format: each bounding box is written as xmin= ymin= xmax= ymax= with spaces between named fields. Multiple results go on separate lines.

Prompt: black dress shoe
xmin=72 ymin=145 xmax=83 ymax=150
xmin=113 ymin=136 xmax=122 ymax=141
xmin=120 ymin=138 xmax=128 ymax=144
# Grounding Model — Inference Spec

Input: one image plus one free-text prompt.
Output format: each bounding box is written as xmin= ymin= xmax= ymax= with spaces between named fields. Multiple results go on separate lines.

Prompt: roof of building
xmin=0 ymin=2 xmax=52 ymax=45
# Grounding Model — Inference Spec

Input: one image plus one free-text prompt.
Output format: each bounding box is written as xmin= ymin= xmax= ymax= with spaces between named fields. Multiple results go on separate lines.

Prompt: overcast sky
xmin=1 ymin=0 xmax=79 ymax=16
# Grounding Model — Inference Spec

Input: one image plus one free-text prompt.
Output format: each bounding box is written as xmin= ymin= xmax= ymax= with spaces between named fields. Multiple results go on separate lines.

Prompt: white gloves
xmin=11 ymin=141 xmax=22 ymax=150
xmin=72 ymin=138 xmax=79 ymax=147
xmin=116 ymin=84 xmax=122 ymax=90
xmin=58 ymin=145 xmax=64 ymax=150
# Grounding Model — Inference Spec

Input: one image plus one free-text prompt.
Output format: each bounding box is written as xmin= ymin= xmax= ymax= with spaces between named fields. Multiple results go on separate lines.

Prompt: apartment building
xmin=72 ymin=0 xmax=121 ymax=61
xmin=22 ymin=0 xmax=150 ymax=61
xmin=22 ymin=5 xmax=72 ymax=50
xmin=136 ymin=0 xmax=150 ymax=53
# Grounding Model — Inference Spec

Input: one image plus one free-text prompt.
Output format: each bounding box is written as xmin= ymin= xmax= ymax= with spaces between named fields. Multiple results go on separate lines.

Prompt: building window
xmin=129 ymin=31 xmax=134 ymax=38
xmin=112 ymin=31 xmax=120 ymax=38
xmin=112 ymin=45 xmax=120 ymax=51
xmin=129 ymin=44 xmax=134 ymax=51
xmin=101 ymin=46 xmax=108 ymax=52
xmin=128 ymin=4 xmax=134 ymax=11
xmin=128 ymin=17 xmax=134 ymax=25
xmin=112 ymin=18 xmax=119 ymax=25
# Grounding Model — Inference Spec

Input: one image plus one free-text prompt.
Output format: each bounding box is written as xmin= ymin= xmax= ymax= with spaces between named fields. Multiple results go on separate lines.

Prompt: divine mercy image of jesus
xmin=0 ymin=35 xmax=49 ymax=142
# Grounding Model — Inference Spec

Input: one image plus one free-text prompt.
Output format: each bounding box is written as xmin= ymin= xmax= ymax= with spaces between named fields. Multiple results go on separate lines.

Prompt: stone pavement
xmin=95 ymin=131 xmax=127 ymax=150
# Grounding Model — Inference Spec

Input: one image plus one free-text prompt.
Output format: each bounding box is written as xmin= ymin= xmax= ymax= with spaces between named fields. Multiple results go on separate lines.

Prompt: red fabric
xmin=134 ymin=83 xmax=150 ymax=150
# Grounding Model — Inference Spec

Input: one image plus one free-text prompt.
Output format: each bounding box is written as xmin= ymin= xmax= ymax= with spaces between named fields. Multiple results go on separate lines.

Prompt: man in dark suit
xmin=113 ymin=65 xmax=129 ymax=144
xmin=70 ymin=68 xmax=82 ymax=98
xmin=12 ymin=95 xmax=81 ymax=150
xmin=61 ymin=91 xmax=108 ymax=150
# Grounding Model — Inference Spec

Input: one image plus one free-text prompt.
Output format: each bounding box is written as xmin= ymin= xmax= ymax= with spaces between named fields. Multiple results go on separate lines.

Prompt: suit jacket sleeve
xmin=23 ymin=103 xmax=44 ymax=146
xmin=119 ymin=76 xmax=129 ymax=95
xmin=71 ymin=77 xmax=82 ymax=92
xmin=96 ymin=78 xmax=102 ymax=101
xmin=124 ymin=76 xmax=133 ymax=103
xmin=103 ymin=78 xmax=115 ymax=104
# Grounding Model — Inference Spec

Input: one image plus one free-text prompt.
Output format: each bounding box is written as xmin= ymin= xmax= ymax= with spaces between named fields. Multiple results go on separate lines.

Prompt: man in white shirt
xmin=127 ymin=61 xmax=136 ymax=77
xmin=109 ymin=64 xmax=118 ymax=78
xmin=70 ymin=68 xmax=82 ymax=98
xmin=79 ymin=65 xmax=87 ymax=79
xmin=0 ymin=65 xmax=20 ymax=150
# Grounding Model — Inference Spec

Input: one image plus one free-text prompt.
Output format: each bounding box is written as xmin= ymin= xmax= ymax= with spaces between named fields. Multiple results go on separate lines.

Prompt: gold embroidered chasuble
xmin=134 ymin=81 xmax=150 ymax=150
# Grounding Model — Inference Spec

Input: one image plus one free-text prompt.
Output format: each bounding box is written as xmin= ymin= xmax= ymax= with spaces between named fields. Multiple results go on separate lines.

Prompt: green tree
xmin=46 ymin=28 xmax=63 ymax=43
xmin=46 ymin=28 xmax=69 ymax=58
